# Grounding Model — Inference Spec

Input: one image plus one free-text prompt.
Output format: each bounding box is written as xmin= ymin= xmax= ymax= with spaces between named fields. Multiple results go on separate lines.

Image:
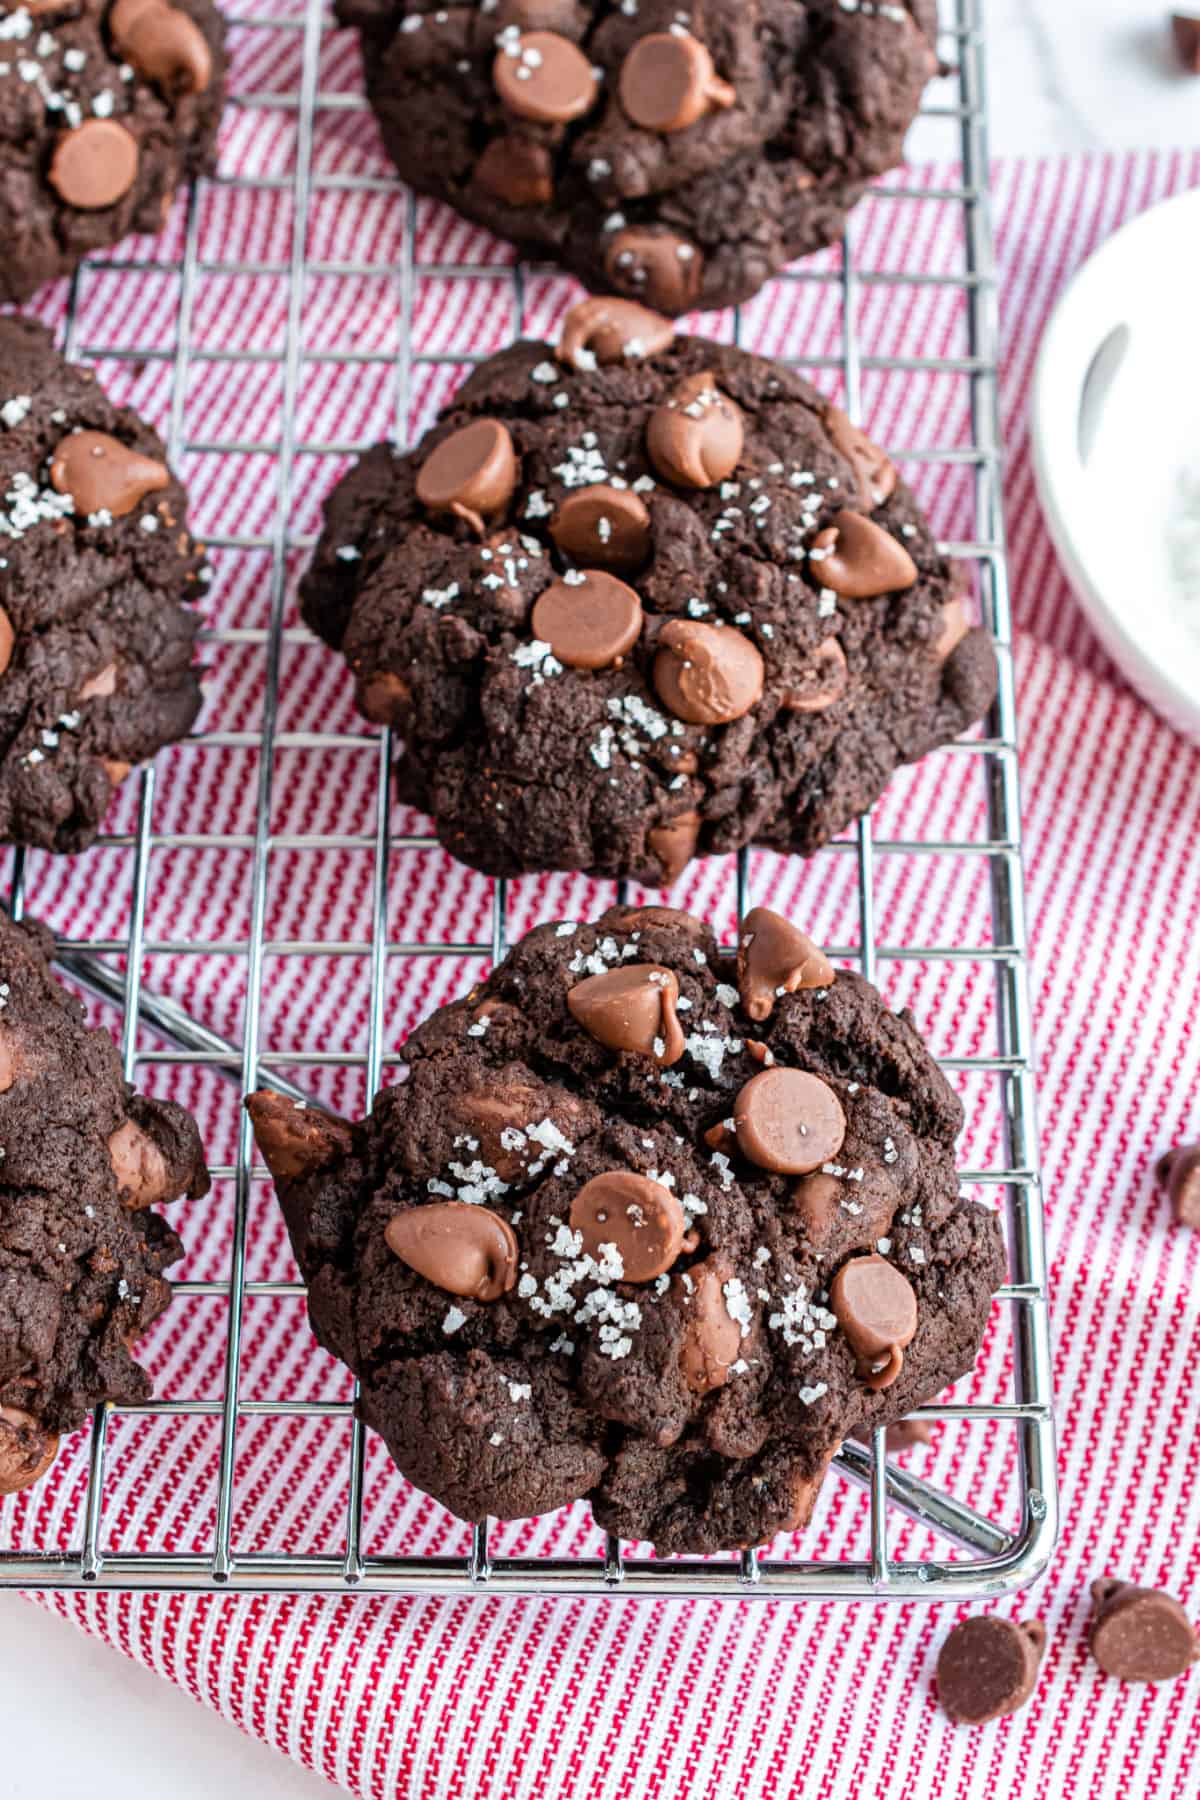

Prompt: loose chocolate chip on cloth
xmin=246 ymin=903 xmax=1006 ymax=1554
xmin=1089 ymin=1579 xmax=1200 ymax=1682
xmin=0 ymin=0 xmax=226 ymax=303
xmin=301 ymin=305 xmax=996 ymax=886
xmin=0 ymin=911 xmax=209 ymax=1496
xmin=334 ymin=0 xmax=938 ymax=313
xmin=1157 ymin=1143 xmax=1200 ymax=1228
xmin=936 ymin=1616 xmax=1047 ymax=1724
xmin=0 ymin=317 xmax=207 ymax=853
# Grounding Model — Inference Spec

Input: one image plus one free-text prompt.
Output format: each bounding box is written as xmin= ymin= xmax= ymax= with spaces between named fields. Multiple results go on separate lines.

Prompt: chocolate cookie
xmin=0 ymin=912 xmax=208 ymax=1498
xmin=337 ymin=0 xmax=938 ymax=314
xmin=0 ymin=316 xmax=207 ymax=853
xmin=0 ymin=0 xmax=226 ymax=303
xmin=302 ymin=300 xmax=996 ymax=886
xmin=248 ymin=903 xmax=1006 ymax=1554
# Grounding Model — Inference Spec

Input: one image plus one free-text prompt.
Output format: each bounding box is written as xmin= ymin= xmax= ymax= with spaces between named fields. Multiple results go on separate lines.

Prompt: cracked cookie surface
xmin=248 ymin=903 xmax=1005 ymax=1554
xmin=0 ymin=0 xmax=226 ymax=303
xmin=0 ymin=316 xmax=207 ymax=853
xmin=339 ymin=0 xmax=937 ymax=313
xmin=0 ymin=912 xmax=208 ymax=1497
xmin=301 ymin=301 xmax=996 ymax=886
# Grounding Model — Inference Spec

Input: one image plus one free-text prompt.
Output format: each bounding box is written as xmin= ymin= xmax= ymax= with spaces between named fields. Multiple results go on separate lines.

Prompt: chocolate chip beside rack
xmin=937 ymin=1616 xmax=1047 ymax=1724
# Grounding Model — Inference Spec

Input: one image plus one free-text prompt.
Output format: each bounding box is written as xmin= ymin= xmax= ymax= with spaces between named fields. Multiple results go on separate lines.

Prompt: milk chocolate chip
xmin=1172 ymin=12 xmax=1200 ymax=71
xmin=570 ymin=1170 xmax=688 ymax=1282
xmin=829 ymin=1253 xmax=918 ymax=1391
xmin=357 ymin=670 xmax=410 ymax=727
xmin=0 ymin=1407 xmax=59 ymax=1497
xmin=1157 ymin=1144 xmax=1200 ymax=1228
xmin=809 ymin=511 xmax=918 ymax=599
xmin=604 ymin=226 xmax=703 ymax=315
xmin=792 ymin=1169 xmax=841 ymax=1245
xmin=530 ymin=569 xmax=643 ymax=668
xmin=653 ymin=618 xmax=763 ymax=725
xmin=0 ymin=605 xmax=13 ymax=678
xmin=567 ymin=962 xmax=684 ymax=1064
xmin=493 ymin=30 xmax=598 ymax=124
xmin=618 ymin=32 xmax=735 ymax=132
xmin=648 ymin=810 xmax=701 ymax=885
xmin=245 ymin=1091 xmax=354 ymax=1185
xmin=110 ymin=0 xmax=213 ymax=96
xmin=385 ymin=1201 xmax=519 ymax=1302
xmin=108 ymin=1119 xmax=169 ymax=1209
xmin=733 ymin=1067 xmax=846 ymax=1174
xmin=823 ymin=403 xmax=897 ymax=506
xmin=415 ymin=418 xmax=517 ymax=535
xmin=646 ymin=372 xmax=743 ymax=489
xmin=557 ymin=295 xmax=674 ymax=368
xmin=937 ymin=1617 xmax=1046 ymax=1724
xmin=50 ymin=430 xmax=169 ymax=519
xmin=49 ymin=119 xmax=139 ymax=210
xmin=550 ymin=485 xmax=651 ymax=570
xmin=934 ymin=597 xmax=970 ymax=661
xmin=79 ymin=661 xmax=119 ymax=701
xmin=677 ymin=1256 xmax=742 ymax=1393
xmin=1089 ymin=1579 xmax=1200 ymax=1681
xmin=785 ymin=637 xmax=848 ymax=713
xmin=737 ymin=907 xmax=834 ymax=1022
xmin=474 ymin=134 xmax=554 ymax=207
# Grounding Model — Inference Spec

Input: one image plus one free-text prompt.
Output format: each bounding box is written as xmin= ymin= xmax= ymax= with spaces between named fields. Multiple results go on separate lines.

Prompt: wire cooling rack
xmin=0 ymin=0 xmax=1057 ymax=1598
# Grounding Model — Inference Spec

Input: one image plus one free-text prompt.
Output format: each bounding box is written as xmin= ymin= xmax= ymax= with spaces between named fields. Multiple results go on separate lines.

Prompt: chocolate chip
xmin=449 ymin=1079 xmax=570 ymax=1181
xmin=0 ymin=1029 xmax=15 ymax=1094
xmin=737 ymin=906 xmax=834 ymax=1022
xmin=1157 ymin=1145 xmax=1200 ymax=1228
xmin=493 ymin=29 xmax=598 ymax=125
xmin=550 ymin=484 xmax=651 ymax=569
xmin=823 ymin=403 xmax=897 ymax=506
xmin=530 ymin=569 xmax=644 ymax=668
xmin=604 ymin=903 xmax=707 ymax=941
xmin=108 ymin=1119 xmax=169 ymax=1209
xmin=385 ymin=1201 xmax=519 ymax=1302
xmin=557 ymin=295 xmax=675 ymax=369
xmin=474 ymin=134 xmax=554 ymax=207
xmin=245 ymin=1091 xmax=353 ymax=1185
xmin=604 ymin=226 xmax=703 ymax=315
xmin=50 ymin=430 xmax=169 ymax=519
xmin=829 ymin=1253 xmax=918 ymax=1391
xmin=809 ymin=511 xmax=918 ymax=599
xmin=48 ymin=119 xmax=140 ymax=211
xmin=570 ymin=1170 xmax=689 ymax=1282
xmin=1172 ymin=12 xmax=1200 ymax=71
xmin=618 ymin=31 xmax=735 ymax=133
xmin=357 ymin=670 xmax=410 ymax=727
xmin=733 ymin=1066 xmax=846 ymax=1174
xmin=653 ymin=618 xmax=763 ymax=725
xmin=0 ymin=605 xmax=12 ymax=678
xmin=861 ymin=1417 xmax=935 ymax=1454
xmin=646 ymin=371 xmax=744 ymax=488
xmin=0 ymin=1406 xmax=59 ymax=1497
xmin=937 ymin=1616 xmax=1046 ymax=1724
xmin=415 ymin=418 xmax=517 ymax=535
xmin=934 ymin=596 xmax=970 ymax=661
xmin=784 ymin=636 xmax=848 ymax=713
xmin=677 ymin=1255 xmax=742 ymax=1392
xmin=648 ymin=810 xmax=701 ymax=886
xmin=567 ymin=962 xmax=685 ymax=1064
xmin=792 ymin=1169 xmax=841 ymax=1245
xmin=496 ymin=0 xmax=580 ymax=24
xmin=1090 ymin=1579 xmax=1200 ymax=1681
xmin=110 ymin=0 xmax=213 ymax=96
xmin=79 ymin=661 xmax=119 ymax=701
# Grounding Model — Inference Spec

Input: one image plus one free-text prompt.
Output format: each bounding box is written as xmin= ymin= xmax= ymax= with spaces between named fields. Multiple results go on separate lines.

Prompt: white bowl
xmin=1032 ymin=186 xmax=1200 ymax=744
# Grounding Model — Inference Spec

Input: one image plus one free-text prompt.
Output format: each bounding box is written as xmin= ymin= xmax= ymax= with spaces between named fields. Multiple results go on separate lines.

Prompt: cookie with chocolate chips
xmin=0 ymin=911 xmax=208 ymax=1499
xmin=337 ymin=0 xmax=937 ymax=314
xmin=302 ymin=299 xmax=997 ymax=885
xmin=247 ymin=902 xmax=1006 ymax=1554
xmin=0 ymin=316 xmax=207 ymax=853
xmin=0 ymin=0 xmax=226 ymax=303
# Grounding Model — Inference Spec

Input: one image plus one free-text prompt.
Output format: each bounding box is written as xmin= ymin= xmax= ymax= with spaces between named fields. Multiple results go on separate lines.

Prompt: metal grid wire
xmin=1 ymin=0 xmax=1057 ymax=1598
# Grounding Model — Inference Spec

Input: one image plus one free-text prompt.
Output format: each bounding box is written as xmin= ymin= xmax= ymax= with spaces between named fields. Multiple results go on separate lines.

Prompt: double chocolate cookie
xmin=0 ymin=0 xmax=226 ymax=303
xmin=248 ymin=902 xmax=1006 ymax=1554
xmin=338 ymin=0 xmax=938 ymax=314
xmin=0 ymin=911 xmax=208 ymax=1500
xmin=302 ymin=298 xmax=996 ymax=886
xmin=0 ymin=317 xmax=207 ymax=853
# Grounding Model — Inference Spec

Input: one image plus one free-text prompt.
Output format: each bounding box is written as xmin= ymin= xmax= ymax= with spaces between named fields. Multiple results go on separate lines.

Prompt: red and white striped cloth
xmin=5 ymin=34 xmax=1200 ymax=1791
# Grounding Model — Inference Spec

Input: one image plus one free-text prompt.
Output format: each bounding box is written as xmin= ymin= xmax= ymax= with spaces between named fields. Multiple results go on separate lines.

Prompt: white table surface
xmin=6 ymin=5 xmax=1197 ymax=1797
